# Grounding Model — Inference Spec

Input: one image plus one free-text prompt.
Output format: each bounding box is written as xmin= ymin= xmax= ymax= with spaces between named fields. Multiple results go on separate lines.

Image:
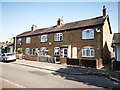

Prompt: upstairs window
xmin=41 ymin=35 xmax=47 ymax=42
xmin=26 ymin=37 xmax=31 ymax=44
xmin=54 ymin=47 xmax=60 ymax=56
xmin=82 ymin=46 xmax=94 ymax=57
xmin=17 ymin=38 xmax=22 ymax=45
xmin=82 ymin=29 xmax=94 ymax=39
xmin=54 ymin=33 xmax=63 ymax=41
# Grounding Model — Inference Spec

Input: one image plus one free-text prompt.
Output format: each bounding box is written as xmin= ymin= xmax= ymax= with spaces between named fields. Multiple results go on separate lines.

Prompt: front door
xmin=61 ymin=48 xmax=68 ymax=58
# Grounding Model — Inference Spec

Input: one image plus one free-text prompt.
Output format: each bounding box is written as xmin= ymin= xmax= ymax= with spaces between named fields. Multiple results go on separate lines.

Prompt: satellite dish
xmin=96 ymin=28 xmax=101 ymax=32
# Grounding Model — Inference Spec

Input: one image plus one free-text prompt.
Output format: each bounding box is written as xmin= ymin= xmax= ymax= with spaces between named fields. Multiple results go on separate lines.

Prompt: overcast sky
xmin=0 ymin=0 xmax=119 ymax=42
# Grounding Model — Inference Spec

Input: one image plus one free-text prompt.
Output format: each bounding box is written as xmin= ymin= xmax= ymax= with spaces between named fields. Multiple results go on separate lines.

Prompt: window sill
xmin=82 ymin=56 xmax=94 ymax=58
xmin=17 ymin=44 xmax=22 ymax=45
xmin=82 ymin=38 xmax=94 ymax=40
xmin=40 ymin=41 xmax=47 ymax=43
xmin=54 ymin=55 xmax=60 ymax=56
xmin=54 ymin=40 xmax=63 ymax=42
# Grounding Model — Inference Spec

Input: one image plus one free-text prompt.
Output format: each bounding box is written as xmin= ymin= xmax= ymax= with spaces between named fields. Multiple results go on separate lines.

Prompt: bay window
xmin=82 ymin=46 xmax=94 ymax=57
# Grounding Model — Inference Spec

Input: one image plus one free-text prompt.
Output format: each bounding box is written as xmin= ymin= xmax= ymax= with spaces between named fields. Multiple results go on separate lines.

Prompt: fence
xmin=66 ymin=58 xmax=103 ymax=69
xmin=113 ymin=61 xmax=120 ymax=71
xmin=66 ymin=58 xmax=79 ymax=65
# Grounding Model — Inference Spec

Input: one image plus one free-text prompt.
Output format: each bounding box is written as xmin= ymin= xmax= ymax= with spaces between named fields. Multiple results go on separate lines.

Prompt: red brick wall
xmin=97 ymin=58 xmax=103 ymax=68
xmin=60 ymin=58 xmax=66 ymax=64
xmin=16 ymin=26 xmax=103 ymax=61
xmin=24 ymin=55 xmax=37 ymax=61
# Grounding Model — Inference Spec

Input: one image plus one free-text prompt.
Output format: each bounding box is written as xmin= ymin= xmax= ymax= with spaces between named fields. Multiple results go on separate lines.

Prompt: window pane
xmin=82 ymin=29 xmax=94 ymax=39
xmin=26 ymin=37 xmax=31 ymax=43
xmin=82 ymin=46 xmax=94 ymax=57
xmin=91 ymin=51 xmax=94 ymax=56
xmin=90 ymin=30 xmax=94 ymax=38
xmin=18 ymin=38 xmax=22 ymax=44
xmin=25 ymin=48 xmax=30 ymax=54
xmin=82 ymin=31 xmax=86 ymax=39
xmin=54 ymin=34 xmax=57 ymax=41
xmin=54 ymin=33 xmax=63 ymax=41
xmin=86 ymin=50 xmax=90 ymax=56
xmin=83 ymin=50 xmax=85 ymax=56
xmin=86 ymin=30 xmax=90 ymax=39
xmin=60 ymin=36 xmax=62 ymax=41
xmin=54 ymin=47 xmax=60 ymax=56
xmin=41 ymin=35 xmax=47 ymax=42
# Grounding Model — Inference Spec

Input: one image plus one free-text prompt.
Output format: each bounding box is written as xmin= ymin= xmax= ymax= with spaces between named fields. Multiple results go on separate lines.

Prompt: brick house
xmin=112 ymin=33 xmax=120 ymax=70
xmin=112 ymin=33 xmax=120 ymax=61
xmin=16 ymin=6 xmax=112 ymax=68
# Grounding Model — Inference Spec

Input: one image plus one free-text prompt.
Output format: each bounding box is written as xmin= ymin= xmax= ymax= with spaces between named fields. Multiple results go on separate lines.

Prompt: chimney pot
xmin=103 ymin=5 xmax=107 ymax=16
xmin=57 ymin=18 xmax=64 ymax=26
xmin=31 ymin=24 xmax=37 ymax=31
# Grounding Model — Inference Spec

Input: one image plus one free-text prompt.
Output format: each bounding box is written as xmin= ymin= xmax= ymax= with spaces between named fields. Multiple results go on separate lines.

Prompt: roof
xmin=0 ymin=42 xmax=13 ymax=48
xmin=17 ymin=16 xmax=110 ymax=38
xmin=112 ymin=33 xmax=120 ymax=44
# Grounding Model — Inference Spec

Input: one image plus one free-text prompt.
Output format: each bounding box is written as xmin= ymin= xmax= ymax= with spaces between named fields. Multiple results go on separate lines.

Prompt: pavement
xmin=12 ymin=59 xmax=120 ymax=83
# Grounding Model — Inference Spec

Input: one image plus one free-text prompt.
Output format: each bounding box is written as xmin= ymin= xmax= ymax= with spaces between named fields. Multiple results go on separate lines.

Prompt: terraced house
xmin=16 ymin=6 xmax=112 ymax=68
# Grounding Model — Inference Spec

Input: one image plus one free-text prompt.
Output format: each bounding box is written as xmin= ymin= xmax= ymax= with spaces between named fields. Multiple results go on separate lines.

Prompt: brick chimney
xmin=57 ymin=18 xmax=64 ymax=26
xmin=103 ymin=5 xmax=107 ymax=16
xmin=31 ymin=24 xmax=37 ymax=31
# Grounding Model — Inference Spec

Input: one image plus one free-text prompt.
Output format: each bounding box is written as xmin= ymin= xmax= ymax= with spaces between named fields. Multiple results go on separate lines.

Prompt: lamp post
xmin=11 ymin=34 xmax=16 ymax=54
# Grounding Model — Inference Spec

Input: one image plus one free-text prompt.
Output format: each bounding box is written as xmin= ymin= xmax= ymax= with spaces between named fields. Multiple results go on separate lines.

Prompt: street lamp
xmin=11 ymin=34 xmax=16 ymax=54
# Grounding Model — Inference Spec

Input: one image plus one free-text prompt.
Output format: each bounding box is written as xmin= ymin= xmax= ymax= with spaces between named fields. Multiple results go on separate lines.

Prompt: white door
xmin=72 ymin=47 xmax=77 ymax=59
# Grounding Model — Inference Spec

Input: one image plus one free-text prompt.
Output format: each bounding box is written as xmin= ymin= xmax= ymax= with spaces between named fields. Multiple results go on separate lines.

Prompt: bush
xmin=17 ymin=48 xmax=23 ymax=54
xmin=19 ymin=54 xmax=23 ymax=60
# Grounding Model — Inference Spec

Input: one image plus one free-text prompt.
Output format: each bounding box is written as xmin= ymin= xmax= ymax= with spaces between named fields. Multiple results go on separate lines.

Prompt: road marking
xmin=1 ymin=77 xmax=26 ymax=88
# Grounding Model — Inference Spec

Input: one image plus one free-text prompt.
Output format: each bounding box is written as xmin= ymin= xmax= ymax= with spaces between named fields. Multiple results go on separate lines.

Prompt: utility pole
xmin=11 ymin=34 xmax=16 ymax=54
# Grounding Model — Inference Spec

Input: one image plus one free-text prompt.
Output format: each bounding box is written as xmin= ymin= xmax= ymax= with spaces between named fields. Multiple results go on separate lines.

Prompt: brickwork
xmin=16 ymin=26 xmax=103 ymax=60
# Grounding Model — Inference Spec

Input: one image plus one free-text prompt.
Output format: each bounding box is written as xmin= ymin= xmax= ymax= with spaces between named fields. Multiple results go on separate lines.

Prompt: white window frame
xmin=82 ymin=29 xmax=94 ymax=39
xmin=41 ymin=35 xmax=47 ymax=42
xmin=17 ymin=38 xmax=22 ymax=45
xmin=54 ymin=33 xmax=63 ymax=41
xmin=25 ymin=48 xmax=30 ymax=55
xmin=61 ymin=48 xmax=68 ymax=58
xmin=82 ymin=46 xmax=94 ymax=57
xmin=54 ymin=47 xmax=60 ymax=56
xmin=26 ymin=37 xmax=31 ymax=44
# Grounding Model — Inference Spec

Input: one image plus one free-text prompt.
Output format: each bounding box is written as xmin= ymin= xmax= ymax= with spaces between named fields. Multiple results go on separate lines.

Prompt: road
xmin=0 ymin=61 xmax=102 ymax=88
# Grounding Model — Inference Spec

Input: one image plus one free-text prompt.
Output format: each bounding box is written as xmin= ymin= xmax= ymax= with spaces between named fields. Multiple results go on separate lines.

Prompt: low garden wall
xmin=113 ymin=61 xmax=120 ymax=71
xmin=80 ymin=59 xmax=96 ymax=68
xmin=66 ymin=58 xmax=79 ymax=65
xmin=16 ymin=54 xmax=103 ymax=69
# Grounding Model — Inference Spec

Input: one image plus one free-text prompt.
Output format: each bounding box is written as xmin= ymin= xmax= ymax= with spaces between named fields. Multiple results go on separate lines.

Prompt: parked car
xmin=0 ymin=53 xmax=16 ymax=62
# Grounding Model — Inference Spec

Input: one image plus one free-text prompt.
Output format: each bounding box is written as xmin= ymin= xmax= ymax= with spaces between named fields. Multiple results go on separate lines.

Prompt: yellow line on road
xmin=1 ymin=77 xmax=26 ymax=88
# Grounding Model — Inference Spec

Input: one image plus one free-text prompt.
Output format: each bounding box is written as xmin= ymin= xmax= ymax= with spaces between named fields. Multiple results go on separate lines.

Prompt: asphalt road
xmin=0 ymin=62 xmax=101 ymax=88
